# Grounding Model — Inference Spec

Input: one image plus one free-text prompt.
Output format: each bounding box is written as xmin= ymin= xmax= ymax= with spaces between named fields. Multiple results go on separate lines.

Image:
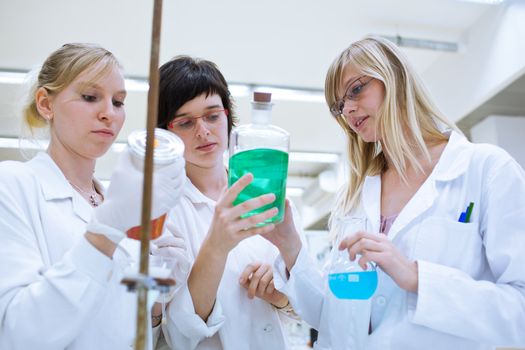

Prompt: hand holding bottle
xmin=203 ymin=173 xmax=278 ymax=256
xmin=86 ymin=148 xmax=185 ymax=247
xmin=328 ymin=217 xmax=378 ymax=300
xmin=261 ymin=199 xmax=302 ymax=271
xmin=228 ymin=92 xmax=290 ymax=226
xmin=339 ymin=231 xmax=418 ymax=292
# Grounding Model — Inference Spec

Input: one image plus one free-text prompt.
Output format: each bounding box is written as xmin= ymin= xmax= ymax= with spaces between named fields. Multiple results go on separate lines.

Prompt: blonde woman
xmin=0 ymin=43 xmax=185 ymax=349
xmin=265 ymin=37 xmax=525 ymax=349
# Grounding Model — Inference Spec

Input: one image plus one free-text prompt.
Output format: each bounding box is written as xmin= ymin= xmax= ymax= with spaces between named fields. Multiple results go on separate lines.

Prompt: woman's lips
xmin=354 ymin=116 xmax=369 ymax=130
xmin=196 ymin=142 xmax=217 ymax=152
xmin=92 ymin=129 xmax=114 ymax=137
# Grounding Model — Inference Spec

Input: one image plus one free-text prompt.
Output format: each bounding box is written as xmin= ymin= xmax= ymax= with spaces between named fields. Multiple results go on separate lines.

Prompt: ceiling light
xmin=0 ymin=71 xmax=26 ymax=84
xmin=290 ymin=151 xmax=339 ymax=163
xmin=0 ymin=137 xmax=48 ymax=149
xmin=379 ymin=35 xmax=459 ymax=52
xmin=254 ymin=86 xmax=325 ymax=103
xmin=125 ymin=78 xmax=149 ymax=92
xmin=105 ymin=142 xmax=341 ymax=165
xmin=229 ymin=84 xmax=251 ymax=98
xmin=0 ymin=71 xmax=325 ymax=104
xmin=286 ymin=187 xmax=305 ymax=197
xmin=0 ymin=71 xmax=151 ymax=92
xmin=458 ymin=0 xmax=504 ymax=4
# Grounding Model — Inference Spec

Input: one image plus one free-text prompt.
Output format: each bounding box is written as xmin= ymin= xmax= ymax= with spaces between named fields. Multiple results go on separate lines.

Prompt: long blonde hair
xmin=325 ymin=36 xmax=460 ymax=221
xmin=23 ymin=43 xmax=121 ymax=133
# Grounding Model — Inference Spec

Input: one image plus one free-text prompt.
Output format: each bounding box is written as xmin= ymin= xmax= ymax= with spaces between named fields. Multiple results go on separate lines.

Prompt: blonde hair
xmin=325 ymin=36 xmax=460 ymax=221
xmin=23 ymin=43 xmax=121 ymax=133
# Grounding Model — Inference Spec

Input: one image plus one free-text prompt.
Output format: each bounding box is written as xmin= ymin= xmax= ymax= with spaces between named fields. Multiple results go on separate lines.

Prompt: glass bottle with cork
xmin=228 ymin=91 xmax=290 ymax=226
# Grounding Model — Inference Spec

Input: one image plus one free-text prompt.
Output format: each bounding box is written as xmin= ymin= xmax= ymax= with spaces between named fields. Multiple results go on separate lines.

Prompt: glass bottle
xmin=328 ymin=217 xmax=378 ymax=299
xmin=228 ymin=92 xmax=290 ymax=226
xmin=126 ymin=128 xmax=185 ymax=240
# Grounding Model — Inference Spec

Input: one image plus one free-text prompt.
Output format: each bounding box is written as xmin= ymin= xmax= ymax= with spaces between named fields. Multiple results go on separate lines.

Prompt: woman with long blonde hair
xmin=264 ymin=36 xmax=525 ymax=349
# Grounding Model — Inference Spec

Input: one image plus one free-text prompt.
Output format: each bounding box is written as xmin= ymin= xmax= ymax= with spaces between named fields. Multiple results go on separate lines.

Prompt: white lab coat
xmin=274 ymin=131 xmax=525 ymax=350
xmin=158 ymin=177 xmax=295 ymax=350
xmin=0 ymin=152 xmax=151 ymax=350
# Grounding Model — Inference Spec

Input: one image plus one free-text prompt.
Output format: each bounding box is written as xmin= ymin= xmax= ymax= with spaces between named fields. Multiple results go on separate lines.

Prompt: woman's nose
xmin=194 ymin=118 xmax=211 ymax=137
xmin=98 ymin=99 xmax=116 ymax=121
xmin=342 ymin=99 xmax=357 ymax=117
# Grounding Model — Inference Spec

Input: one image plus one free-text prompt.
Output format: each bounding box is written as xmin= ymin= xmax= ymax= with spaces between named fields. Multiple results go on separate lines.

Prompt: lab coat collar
xmin=361 ymin=131 xmax=469 ymax=241
xmin=29 ymin=152 xmax=94 ymax=223
xmin=183 ymin=176 xmax=216 ymax=206
xmin=388 ymin=131 xmax=467 ymax=239
xmin=362 ymin=173 xmax=438 ymax=242
xmin=387 ymin=176 xmax=438 ymax=241
xmin=362 ymin=175 xmax=382 ymax=234
xmin=30 ymin=152 xmax=73 ymax=200
xmin=431 ymin=130 xmax=471 ymax=182
xmin=361 ymin=174 xmax=438 ymax=242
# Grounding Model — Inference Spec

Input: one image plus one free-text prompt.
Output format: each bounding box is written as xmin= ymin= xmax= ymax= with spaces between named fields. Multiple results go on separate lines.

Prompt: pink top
xmin=380 ymin=214 xmax=398 ymax=235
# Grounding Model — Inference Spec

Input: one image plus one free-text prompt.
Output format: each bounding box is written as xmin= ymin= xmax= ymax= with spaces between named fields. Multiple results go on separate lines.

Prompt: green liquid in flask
xmin=228 ymin=148 xmax=289 ymax=226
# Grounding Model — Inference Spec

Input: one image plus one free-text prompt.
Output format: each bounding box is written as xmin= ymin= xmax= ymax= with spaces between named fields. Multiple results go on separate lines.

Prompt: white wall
xmin=470 ymin=115 xmax=525 ymax=169
xmin=423 ymin=1 xmax=525 ymax=123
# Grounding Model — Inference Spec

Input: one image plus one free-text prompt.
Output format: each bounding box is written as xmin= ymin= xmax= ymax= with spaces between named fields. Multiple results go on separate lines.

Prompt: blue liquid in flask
xmin=328 ymin=270 xmax=378 ymax=300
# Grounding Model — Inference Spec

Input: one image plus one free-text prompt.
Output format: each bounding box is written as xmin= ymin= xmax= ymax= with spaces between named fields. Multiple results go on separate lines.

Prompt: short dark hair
xmin=157 ymin=55 xmax=237 ymax=136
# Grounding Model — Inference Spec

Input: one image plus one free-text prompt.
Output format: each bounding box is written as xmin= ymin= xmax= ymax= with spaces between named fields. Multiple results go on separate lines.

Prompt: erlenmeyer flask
xmin=328 ymin=217 xmax=378 ymax=300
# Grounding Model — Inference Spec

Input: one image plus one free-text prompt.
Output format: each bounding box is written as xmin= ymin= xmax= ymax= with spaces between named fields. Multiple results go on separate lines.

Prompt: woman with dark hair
xmin=152 ymin=56 xmax=296 ymax=350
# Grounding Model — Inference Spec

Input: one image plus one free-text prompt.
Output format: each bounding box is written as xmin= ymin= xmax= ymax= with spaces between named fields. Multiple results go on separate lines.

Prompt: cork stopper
xmin=253 ymin=91 xmax=272 ymax=103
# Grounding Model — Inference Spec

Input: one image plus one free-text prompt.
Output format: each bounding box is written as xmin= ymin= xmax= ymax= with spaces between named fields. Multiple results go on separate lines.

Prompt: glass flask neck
xmin=251 ymin=101 xmax=273 ymax=125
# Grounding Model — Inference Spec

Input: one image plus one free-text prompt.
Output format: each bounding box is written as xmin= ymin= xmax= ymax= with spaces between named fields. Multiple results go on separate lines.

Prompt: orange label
xmin=126 ymin=214 xmax=167 ymax=240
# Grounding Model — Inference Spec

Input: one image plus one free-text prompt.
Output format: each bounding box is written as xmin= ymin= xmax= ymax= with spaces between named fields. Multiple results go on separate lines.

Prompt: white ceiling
xmin=0 ymin=0 xmax=490 ymax=87
xmin=2 ymin=0 xmax=517 ymax=229
xmin=459 ymin=71 xmax=525 ymax=133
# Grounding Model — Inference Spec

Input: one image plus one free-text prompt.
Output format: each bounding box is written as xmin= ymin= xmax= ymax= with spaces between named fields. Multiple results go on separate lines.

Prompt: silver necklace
xmin=69 ymin=180 xmax=101 ymax=207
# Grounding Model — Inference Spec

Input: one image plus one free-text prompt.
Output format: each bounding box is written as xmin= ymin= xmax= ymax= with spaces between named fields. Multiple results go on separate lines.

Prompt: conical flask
xmin=328 ymin=217 xmax=378 ymax=299
xmin=228 ymin=92 xmax=290 ymax=226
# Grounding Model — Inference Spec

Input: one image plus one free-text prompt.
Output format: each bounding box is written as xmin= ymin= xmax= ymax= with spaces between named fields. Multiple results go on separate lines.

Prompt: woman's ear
xmin=35 ymin=87 xmax=54 ymax=121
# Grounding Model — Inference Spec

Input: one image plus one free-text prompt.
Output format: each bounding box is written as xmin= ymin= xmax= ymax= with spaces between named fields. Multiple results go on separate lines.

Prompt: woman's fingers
xmin=339 ymin=231 xmax=374 ymax=250
xmin=229 ymin=193 xmax=276 ymax=219
xmin=219 ymin=173 xmax=278 ymax=220
xmin=247 ymin=264 xmax=270 ymax=298
xmin=232 ymin=207 xmax=278 ymax=232
xmin=258 ymin=269 xmax=274 ymax=295
xmin=219 ymin=173 xmax=254 ymax=206
xmin=347 ymin=237 xmax=384 ymax=261
xmin=239 ymin=262 xmax=261 ymax=285
xmin=153 ymin=235 xmax=186 ymax=249
xmin=357 ymin=252 xmax=378 ymax=270
xmin=265 ymin=279 xmax=276 ymax=295
xmin=238 ymin=223 xmax=276 ymax=242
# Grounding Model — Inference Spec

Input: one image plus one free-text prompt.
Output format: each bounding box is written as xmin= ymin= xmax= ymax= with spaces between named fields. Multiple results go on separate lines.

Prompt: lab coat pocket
xmin=415 ymin=217 xmax=482 ymax=272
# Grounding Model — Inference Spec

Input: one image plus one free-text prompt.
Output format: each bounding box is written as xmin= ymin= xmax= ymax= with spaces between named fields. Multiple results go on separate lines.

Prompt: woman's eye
xmin=82 ymin=95 xmax=97 ymax=102
xmin=113 ymin=100 xmax=124 ymax=108
xmin=351 ymin=84 xmax=363 ymax=96
xmin=178 ymin=120 xmax=194 ymax=129
xmin=205 ymin=114 xmax=220 ymax=122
